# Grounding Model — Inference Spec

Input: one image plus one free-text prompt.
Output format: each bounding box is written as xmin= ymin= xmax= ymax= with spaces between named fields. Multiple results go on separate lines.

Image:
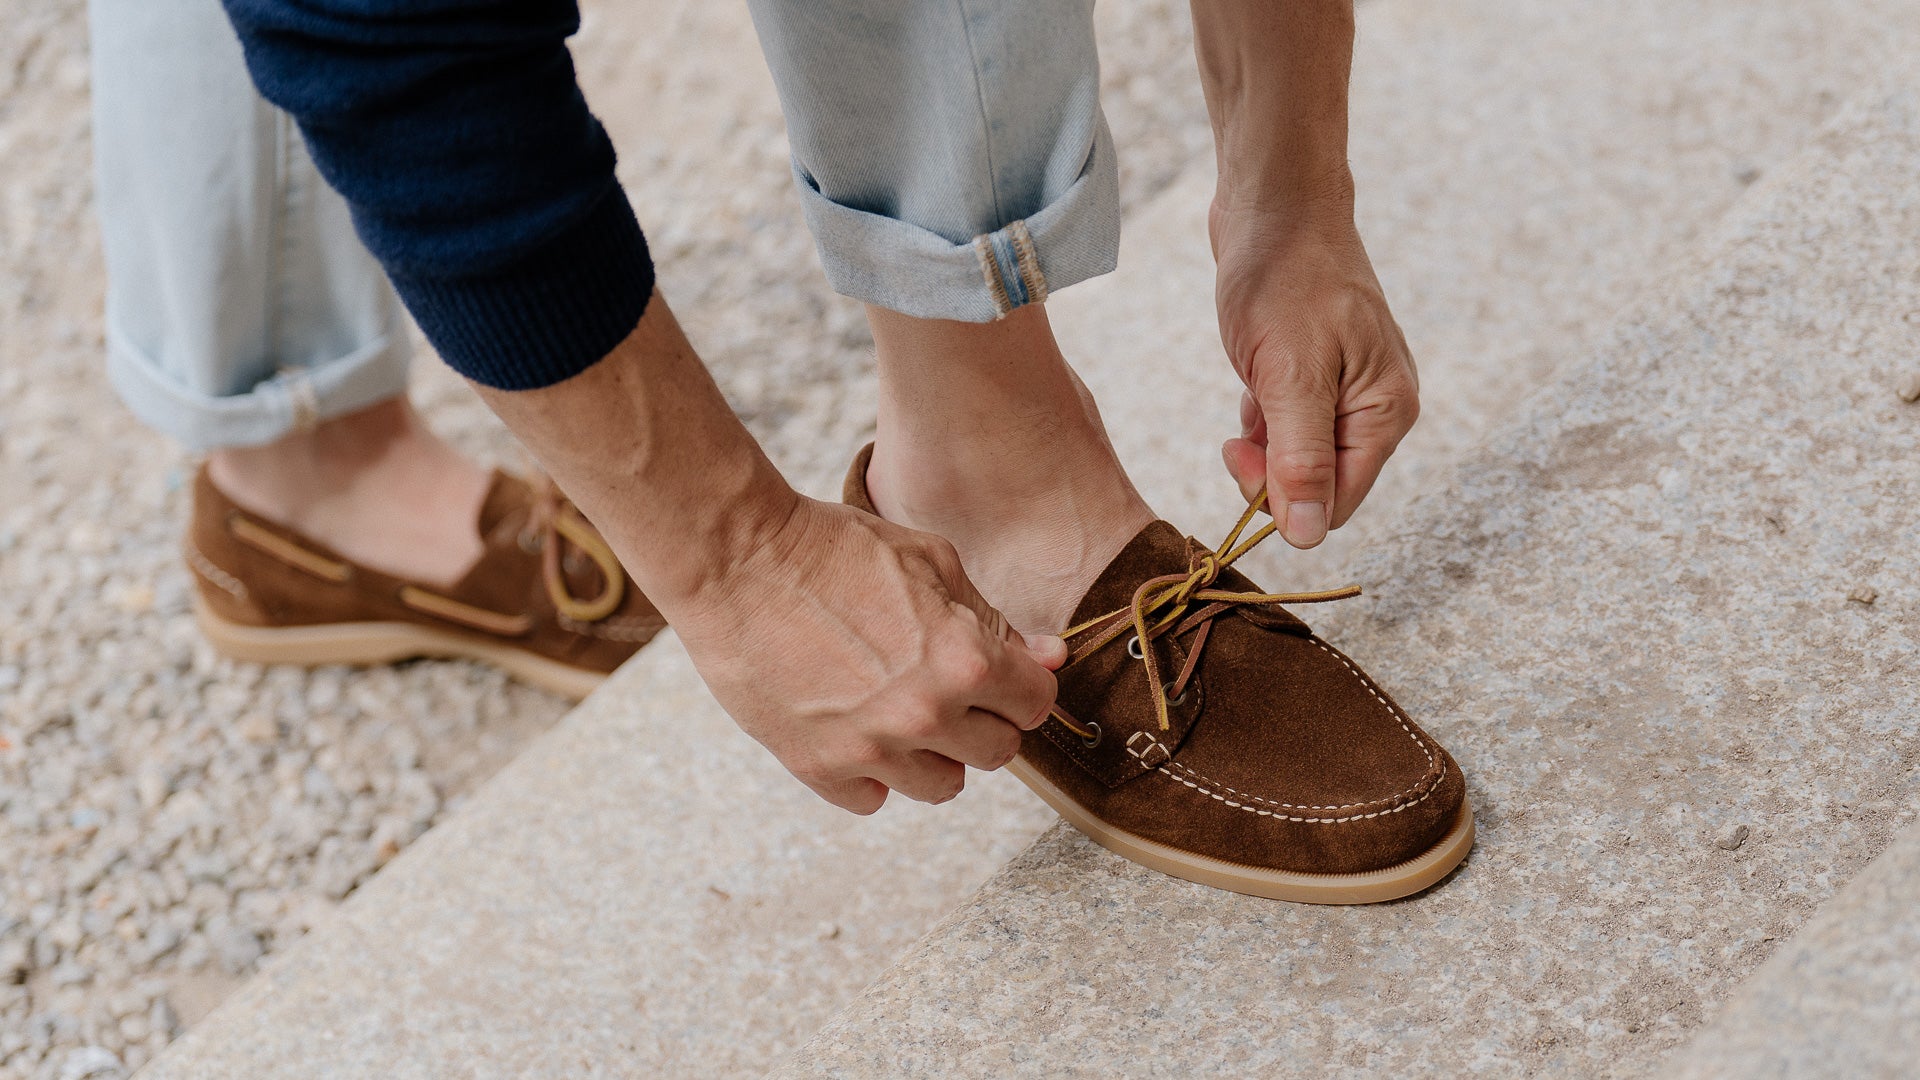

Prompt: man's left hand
xmin=1210 ymin=205 xmax=1420 ymax=549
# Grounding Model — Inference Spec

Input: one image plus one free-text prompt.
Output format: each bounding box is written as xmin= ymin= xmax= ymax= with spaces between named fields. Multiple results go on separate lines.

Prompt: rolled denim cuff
xmin=789 ymin=114 xmax=1120 ymax=323
xmin=106 ymin=328 xmax=413 ymax=453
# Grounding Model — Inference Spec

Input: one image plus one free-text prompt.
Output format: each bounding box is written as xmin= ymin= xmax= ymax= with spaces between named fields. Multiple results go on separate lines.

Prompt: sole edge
xmin=1005 ymin=755 xmax=1474 ymax=905
xmin=193 ymin=596 xmax=608 ymax=701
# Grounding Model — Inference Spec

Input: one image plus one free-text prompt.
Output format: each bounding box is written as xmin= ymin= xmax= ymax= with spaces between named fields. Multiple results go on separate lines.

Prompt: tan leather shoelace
xmin=1048 ymin=489 xmax=1361 ymax=743
xmin=528 ymin=477 xmax=626 ymax=623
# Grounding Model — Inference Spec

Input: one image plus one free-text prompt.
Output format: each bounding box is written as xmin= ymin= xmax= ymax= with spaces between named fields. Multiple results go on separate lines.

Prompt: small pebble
xmin=134 ymin=766 xmax=171 ymax=811
xmin=1 ymin=940 xmax=31 ymax=984
xmin=1847 ymin=585 xmax=1878 ymax=606
xmin=1897 ymin=371 xmax=1920 ymax=403
xmin=149 ymin=999 xmax=179 ymax=1040
xmin=58 ymin=1046 xmax=122 ymax=1080
xmin=237 ymin=713 xmax=278 ymax=744
xmin=1716 ymin=824 xmax=1751 ymax=851
xmin=111 ymin=584 xmax=154 ymax=615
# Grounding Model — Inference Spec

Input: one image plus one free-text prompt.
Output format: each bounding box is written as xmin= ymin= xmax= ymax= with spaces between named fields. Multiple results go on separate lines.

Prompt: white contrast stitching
xmin=1151 ymin=764 xmax=1440 ymax=824
xmin=1124 ymin=732 xmax=1173 ymax=769
xmin=1122 ymin=638 xmax=1445 ymax=822
xmin=184 ymin=542 xmax=248 ymax=602
xmin=1308 ymin=638 xmax=1436 ymax=772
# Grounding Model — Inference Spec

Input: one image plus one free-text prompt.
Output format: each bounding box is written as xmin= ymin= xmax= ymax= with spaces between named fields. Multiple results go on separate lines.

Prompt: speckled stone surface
xmin=1053 ymin=0 xmax=1920 ymax=592
xmin=136 ymin=637 xmax=1054 ymax=1079
xmin=773 ymin=87 xmax=1920 ymax=1079
xmin=1656 ymin=821 xmax=1920 ymax=1079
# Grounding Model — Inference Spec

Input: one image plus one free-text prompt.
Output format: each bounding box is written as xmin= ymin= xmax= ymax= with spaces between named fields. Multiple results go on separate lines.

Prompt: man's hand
xmin=478 ymin=293 xmax=1062 ymax=816
xmin=1211 ymin=205 xmax=1419 ymax=547
xmin=1189 ymin=0 xmax=1416 ymax=546
xmin=678 ymin=498 xmax=1065 ymax=814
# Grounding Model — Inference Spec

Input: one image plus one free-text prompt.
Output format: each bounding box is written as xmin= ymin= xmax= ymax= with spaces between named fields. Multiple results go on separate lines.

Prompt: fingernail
xmin=1022 ymin=633 xmax=1068 ymax=667
xmin=1285 ymin=501 xmax=1328 ymax=547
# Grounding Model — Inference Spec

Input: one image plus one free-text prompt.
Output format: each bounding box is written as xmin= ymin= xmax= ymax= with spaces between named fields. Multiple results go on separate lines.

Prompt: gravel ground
xmin=0 ymin=1 xmax=1209 ymax=1076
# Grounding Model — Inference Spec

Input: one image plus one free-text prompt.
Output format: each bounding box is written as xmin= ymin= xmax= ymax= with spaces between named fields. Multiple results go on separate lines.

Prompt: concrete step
xmin=136 ymin=641 xmax=1053 ymax=1079
xmin=771 ymin=81 xmax=1920 ymax=1078
xmin=1654 ymin=818 xmax=1920 ymax=1079
xmin=141 ymin=0 xmax=1920 ymax=1075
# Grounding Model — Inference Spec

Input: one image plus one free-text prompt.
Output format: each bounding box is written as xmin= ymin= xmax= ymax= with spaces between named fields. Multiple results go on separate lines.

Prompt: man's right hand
xmin=475 ymin=294 xmax=1061 ymax=814
xmin=677 ymin=497 xmax=1067 ymax=814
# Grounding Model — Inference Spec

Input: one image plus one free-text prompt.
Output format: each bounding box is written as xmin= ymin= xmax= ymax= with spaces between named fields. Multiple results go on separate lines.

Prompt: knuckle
xmin=844 ymin=739 xmax=890 ymax=772
xmin=840 ymin=786 xmax=886 ymax=816
xmin=892 ymin=702 xmax=947 ymax=744
xmin=941 ymin=646 xmax=994 ymax=690
xmin=989 ymin=728 xmax=1024 ymax=769
xmin=928 ymin=765 xmax=966 ymax=805
xmin=1396 ymin=390 xmax=1422 ymax=429
xmin=1273 ymin=448 xmax=1337 ymax=488
xmin=914 ymin=535 xmax=965 ymax=581
xmin=786 ymin=751 xmax=828 ymax=786
xmin=1021 ymin=696 xmax=1055 ymax=731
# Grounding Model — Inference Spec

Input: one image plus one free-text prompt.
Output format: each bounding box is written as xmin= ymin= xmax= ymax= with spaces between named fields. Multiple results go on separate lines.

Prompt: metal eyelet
xmin=1080 ymin=721 xmax=1104 ymax=749
xmin=518 ymin=530 xmax=543 ymax=555
xmin=1126 ymin=635 xmax=1145 ymax=660
xmin=1162 ymin=681 xmax=1190 ymax=708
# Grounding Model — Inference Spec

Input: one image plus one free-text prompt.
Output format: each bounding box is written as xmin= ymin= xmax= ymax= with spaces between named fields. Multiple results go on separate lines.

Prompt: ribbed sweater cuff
xmin=388 ymin=189 xmax=656 ymax=391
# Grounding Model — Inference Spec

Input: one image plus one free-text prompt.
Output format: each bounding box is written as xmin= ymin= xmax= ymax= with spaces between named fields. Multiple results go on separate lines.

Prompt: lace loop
xmin=528 ymin=477 xmax=625 ymax=623
xmin=1047 ymin=488 xmax=1360 ymax=739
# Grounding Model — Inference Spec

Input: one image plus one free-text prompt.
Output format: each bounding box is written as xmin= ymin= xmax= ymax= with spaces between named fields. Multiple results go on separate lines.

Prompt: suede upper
xmin=187 ymin=466 xmax=664 ymax=674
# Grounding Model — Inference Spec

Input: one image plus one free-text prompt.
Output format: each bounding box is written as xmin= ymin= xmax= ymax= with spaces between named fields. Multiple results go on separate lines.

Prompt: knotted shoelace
xmin=527 ymin=477 xmax=626 ymax=623
xmin=1047 ymin=488 xmax=1361 ymax=744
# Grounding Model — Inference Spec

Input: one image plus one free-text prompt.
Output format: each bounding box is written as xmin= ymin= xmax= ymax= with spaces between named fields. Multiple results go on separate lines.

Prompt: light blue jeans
xmin=90 ymin=0 xmax=1119 ymax=451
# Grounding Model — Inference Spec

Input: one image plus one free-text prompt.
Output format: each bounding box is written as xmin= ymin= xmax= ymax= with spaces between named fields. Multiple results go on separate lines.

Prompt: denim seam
xmin=973 ymin=234 xmax=1014 ymax=317
xmin=951 ymin=0 xmax=1005 ymax=230
xmin=283 ymin=371 xmax=321 ymax=432
xmin=990 ymin=230 xmax=1028 ymax=308
xmin=264 ymin=108 xmax=293 ymax=435
xmin=1009 ymin=220 xmax=1048 ymax=304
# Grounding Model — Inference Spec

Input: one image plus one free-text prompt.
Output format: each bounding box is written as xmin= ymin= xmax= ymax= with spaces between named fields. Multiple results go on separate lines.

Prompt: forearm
xmin=475 ymin=295 xmax=798 ymax=619
xmin=1190 ymin=0 xmax=1357 ymax=221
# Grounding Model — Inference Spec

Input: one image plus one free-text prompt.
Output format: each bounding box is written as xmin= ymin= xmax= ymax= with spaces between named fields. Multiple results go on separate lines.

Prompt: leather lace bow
xmin=1048 ymin=489 xmax=1361 ymax=742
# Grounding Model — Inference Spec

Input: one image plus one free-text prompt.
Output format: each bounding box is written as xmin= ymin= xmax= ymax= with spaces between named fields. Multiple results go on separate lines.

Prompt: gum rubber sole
xmin=1005 ymin=755 xmax=1474 ymax=904
xmin=193 ymin=596 xmax=607 ymax=701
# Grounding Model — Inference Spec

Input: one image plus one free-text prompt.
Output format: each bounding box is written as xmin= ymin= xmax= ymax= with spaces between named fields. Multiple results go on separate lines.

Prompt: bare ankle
xmin=204 ymin=397 xmax=491 ymax=588
xmin=860 ymin=303 xmax=1155 ymax=630
xmin=207 ymin=397 xmax=418 ymax=520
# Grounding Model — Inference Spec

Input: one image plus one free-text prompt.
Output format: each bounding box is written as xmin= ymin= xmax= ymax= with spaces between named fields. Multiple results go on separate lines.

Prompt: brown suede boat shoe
xmin=845 ymin=445 xmax=1472 ymax=903
xmin=185 ymin=466 xmax=664 ymax=700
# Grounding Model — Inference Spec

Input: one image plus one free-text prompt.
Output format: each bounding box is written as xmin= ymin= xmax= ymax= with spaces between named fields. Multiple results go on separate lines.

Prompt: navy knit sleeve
xmin=218 ymin=0 xmax=654 ymax=390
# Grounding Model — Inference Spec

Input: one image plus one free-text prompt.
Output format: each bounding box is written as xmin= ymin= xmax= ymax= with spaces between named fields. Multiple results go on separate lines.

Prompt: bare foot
xmin=862 ymin=304 xmax=1156 ymax=635
xmin=205 ymin=397 xmax=492 ymax=589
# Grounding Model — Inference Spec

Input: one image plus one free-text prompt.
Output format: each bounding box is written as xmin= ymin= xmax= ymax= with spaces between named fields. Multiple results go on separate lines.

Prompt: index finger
xmin=973 ymin=629 xmax=1062 ymax=732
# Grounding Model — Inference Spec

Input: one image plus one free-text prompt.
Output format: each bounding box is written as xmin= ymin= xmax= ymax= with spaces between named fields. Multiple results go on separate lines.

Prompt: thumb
xmin=935 ymin=538 xmax=1068 ymax=669
xmin=1257 ymin=369 xmax=1339 ymax=550
xmin=1020 ymin=631 xmax=1068 ymax=670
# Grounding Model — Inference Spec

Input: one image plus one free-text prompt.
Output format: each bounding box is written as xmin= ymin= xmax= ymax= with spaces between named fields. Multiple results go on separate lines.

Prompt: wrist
xmin=1214 ymin=158 xmax=1355 ymax=232
xmin=629 ymin=452 xmax=803 ymax=622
